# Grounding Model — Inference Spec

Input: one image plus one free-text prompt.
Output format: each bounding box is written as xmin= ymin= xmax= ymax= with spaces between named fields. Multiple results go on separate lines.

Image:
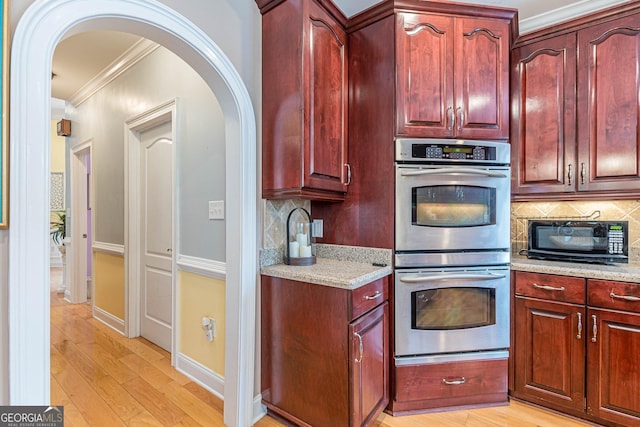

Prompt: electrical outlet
xmin=208 ymin=200 xmax=224 ymax=220
xmin=312 ymin=219 xmax=323 ymax=238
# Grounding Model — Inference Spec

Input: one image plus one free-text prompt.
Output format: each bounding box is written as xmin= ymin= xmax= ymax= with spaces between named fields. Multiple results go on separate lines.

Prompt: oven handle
xmin=400 ymin=168 xmax=507 ymax=178
xmin=399 ymin=272 xmax=507 ymax=283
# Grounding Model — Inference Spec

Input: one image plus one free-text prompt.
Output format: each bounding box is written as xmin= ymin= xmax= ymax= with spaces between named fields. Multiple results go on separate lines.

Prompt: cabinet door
xmin=514 ymin=297 xmax=585 ymax=412
xmin=587 ymin=308 xmax=640 ymax=425
xmin=511 ymin=34 xmax=577 ymax=195
xmin=350 ymin=302 xmax=389 ymax=427
xmin=396 ymin=13 xmax=455 ymax=137
xmin=305 ymin=1 xmax=349 ymax=194
xmin=577 ymin=16 xmax=640 ymax=192
xmin=455 ymin=18 xmax=510 ymax=140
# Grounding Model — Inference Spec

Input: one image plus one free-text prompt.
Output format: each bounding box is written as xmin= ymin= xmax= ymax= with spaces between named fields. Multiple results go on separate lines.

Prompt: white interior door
xmin=140 ymin=121 xmax=173 ymax=351
xmin=69 ymin=142 xmax=92 ymax=304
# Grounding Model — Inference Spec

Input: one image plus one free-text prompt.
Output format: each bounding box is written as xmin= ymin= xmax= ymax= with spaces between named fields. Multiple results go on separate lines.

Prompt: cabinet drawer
xmin=515 ymin=271 xmax=585 ymax=304
xmin=395 ymin=358 xmax=507 ymax=403
xmin=588 ymin=279 xmax=640 ymax=313
xmin=351 ymin=278 xmax=388 ymax=320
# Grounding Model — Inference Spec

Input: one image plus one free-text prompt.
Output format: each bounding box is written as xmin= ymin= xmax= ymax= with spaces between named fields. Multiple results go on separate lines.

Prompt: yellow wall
xmin=50 ymin=120 xmax=66 ymax=173
xmin=93 ymin=252 xmax=125 ymax=320
xmin=178 ymin=270 xmax=226 ymax=376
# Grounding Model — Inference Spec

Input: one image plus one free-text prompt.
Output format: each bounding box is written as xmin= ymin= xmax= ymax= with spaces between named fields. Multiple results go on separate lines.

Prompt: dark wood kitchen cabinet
xmin=396 ymin=12 xmax=510 ymax=139
xmin=257 ymin=0 xmax=349 ymax=201
xmin=511 ymin=33 xmax=577 ymax=196
xmin=577 ymin=16 xmax=640 ymax=194
xmin=513 ymin=271 xmax=640 ymax=426
xmin=512 ymin=272 xmax=586 ymax=413
xmin=586 ymin=279 xmax=640 ymax=426
xmin=261 ymin=275 xmax=389 ymax=427
xmin=511 ymin=4 xmax=640 ymax=200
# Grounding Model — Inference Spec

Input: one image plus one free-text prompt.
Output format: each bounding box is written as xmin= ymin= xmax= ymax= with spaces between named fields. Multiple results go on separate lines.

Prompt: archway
xmin=8 ymin=1 xmax=257 ymax=426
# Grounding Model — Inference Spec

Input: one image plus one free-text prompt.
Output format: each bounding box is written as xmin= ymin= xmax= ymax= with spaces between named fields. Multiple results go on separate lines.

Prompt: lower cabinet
xmin=513 ymin=271 xmax=640 ymax=426
xmin=261 ymin=275 xmax=389 ymax=427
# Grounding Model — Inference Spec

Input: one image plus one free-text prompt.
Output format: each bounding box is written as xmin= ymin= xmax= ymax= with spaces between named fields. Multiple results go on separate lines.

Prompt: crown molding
xmin=68 ymin=38 xmax=160 ymax=107
xmin=520 ymin=0 xmax=630 ymax=34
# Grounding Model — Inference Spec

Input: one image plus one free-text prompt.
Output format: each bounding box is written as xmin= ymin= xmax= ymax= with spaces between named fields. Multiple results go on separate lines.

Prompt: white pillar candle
xmin=289 ymin=241 xmax=300 ymax=258
xmin=296 ymin=232 xmax=307 ymax=247
xmin=299 ymin=245 xmax=312 ymax=258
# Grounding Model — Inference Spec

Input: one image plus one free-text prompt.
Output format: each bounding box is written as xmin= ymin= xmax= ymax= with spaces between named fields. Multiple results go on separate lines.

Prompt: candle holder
xmin=285 ymin=207 xmax=316 ymax=266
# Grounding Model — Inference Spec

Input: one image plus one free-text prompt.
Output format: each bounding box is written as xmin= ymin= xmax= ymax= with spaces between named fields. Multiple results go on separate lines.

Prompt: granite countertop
xmin=260 ymin=244 xmax=393 ymax=290
xmin=511 ymin=254 xmax=640 ymax=284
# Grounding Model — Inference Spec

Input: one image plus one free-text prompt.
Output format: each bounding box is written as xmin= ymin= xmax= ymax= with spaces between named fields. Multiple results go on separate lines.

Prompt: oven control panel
xmin=416 ymin=144 xmax=495 ymax=161
xmin=396 ymin=138 xmax=510 ymax=164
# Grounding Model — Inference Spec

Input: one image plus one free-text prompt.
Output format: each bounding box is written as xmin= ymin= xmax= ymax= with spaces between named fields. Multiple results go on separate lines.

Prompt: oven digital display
xmin=443 ymin=147 xmax=473 ymax=154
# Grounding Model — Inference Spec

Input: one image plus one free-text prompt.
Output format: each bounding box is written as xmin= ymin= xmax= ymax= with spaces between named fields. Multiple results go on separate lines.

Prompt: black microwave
xmin=528 ymin=220 xmax=628 ymax=264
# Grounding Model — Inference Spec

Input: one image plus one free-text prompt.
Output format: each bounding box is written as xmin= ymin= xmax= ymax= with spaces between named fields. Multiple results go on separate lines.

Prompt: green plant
xmin=50 ymin=211 xmax=66 ymax=246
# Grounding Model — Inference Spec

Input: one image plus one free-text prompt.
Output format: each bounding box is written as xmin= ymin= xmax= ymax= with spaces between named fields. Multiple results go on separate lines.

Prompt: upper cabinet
xmin=258 ymin=0 xmax=349 ymax=201
xmin=511 ymin=33 xmax=577 ymax=196
xmin=577 ymin=16 xmax=640 ymax=193
xmin=396 ymin=13 xmax=511 ymax=139
xmin=511 ymin=4 xmax=640 ymax=200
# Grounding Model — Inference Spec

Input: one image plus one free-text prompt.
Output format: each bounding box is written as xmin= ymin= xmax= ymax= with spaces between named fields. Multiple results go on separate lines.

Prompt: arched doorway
xmin=8 ymin=1 xmax=258 ymax=426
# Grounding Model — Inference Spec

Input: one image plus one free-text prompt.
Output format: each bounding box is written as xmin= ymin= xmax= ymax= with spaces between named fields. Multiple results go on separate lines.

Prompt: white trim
xmin=175 ymin=352 xmax=224 ymax=399
xmin=92 ymin=241 xmax=125 ymax=255
xmin=9 ymin=1 xmax=257 ymax=425
xmin=92 ymin=305 xmax=126 ymax=335
xmin=177 ymin=255 xmax=226 ymax=280
xmin=520 ymin=0 xmax=630 ymax=34
xmin=69 ymin=39 xmax=160 ymax=107
xmin=253 ymin=395 xmax=268 ymax=425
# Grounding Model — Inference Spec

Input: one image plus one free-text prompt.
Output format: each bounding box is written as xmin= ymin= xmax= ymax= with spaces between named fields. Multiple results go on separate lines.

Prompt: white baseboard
xmin=175 ymin=353 xmax=267 ymax=423
xmin=92 ymin=306 xmax=125 ymax=335
xmin=175 ymin=353 xmax=225 ymax=398
xmin=253 ymin=394 xmax=267 ymax=424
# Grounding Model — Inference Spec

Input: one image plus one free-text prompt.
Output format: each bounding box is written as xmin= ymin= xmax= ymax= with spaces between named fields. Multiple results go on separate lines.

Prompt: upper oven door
xmin=395 ymin=164 xmax=511 ymax=254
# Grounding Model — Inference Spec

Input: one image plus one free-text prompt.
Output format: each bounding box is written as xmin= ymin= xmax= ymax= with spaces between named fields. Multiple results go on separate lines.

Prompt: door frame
xmin=69 ymin=139 xmax=93 ymax=304
xmin=8 ymin=1 xmax=258 ymax=425
xmin=125 ymin=100 xmax=177 ymax=359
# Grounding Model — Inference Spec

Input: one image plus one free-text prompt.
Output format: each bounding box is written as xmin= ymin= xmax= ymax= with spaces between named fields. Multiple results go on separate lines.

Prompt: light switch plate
xmin=312 ymin=219 xmax=323 ymax=238
xmin=208 ymin=200 xmax=224 ymax=220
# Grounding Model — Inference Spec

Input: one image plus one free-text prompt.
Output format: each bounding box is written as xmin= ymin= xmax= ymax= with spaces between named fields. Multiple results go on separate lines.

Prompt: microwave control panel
xmin=608 ymin=224 xmax=626 ymax=254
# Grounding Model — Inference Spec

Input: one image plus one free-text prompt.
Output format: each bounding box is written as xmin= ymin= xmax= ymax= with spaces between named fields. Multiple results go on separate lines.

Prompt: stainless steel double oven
xmin=394 ymin=139 xmax=511 ymax=363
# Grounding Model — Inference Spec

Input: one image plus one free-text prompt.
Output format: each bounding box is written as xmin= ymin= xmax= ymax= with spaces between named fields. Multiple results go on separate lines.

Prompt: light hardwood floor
xmin=50 ymin=270 xmax=593 ymax=426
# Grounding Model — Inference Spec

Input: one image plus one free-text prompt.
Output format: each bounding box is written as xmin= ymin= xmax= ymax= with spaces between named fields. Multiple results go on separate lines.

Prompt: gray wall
xmin=67 ymin=46 xmax=227 ymax=260
xmin=0 ymin=0 xmax=262 ymax=403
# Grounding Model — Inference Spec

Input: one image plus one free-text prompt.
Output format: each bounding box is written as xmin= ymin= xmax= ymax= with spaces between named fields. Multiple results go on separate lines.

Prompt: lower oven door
xmin=395 ymin=266 xmax=510 ymax=357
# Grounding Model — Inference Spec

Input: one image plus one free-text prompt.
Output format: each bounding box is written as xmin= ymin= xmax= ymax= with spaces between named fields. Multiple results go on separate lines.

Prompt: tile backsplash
xmin=511 ymin=200 xmax=640 ymax=260
xmin=263 ymin=199 xmax=311 ymax=249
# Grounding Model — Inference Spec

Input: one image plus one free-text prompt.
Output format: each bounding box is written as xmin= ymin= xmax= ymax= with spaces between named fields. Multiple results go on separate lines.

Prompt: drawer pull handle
xmin=364 ymin=291 xmax=382 ymax=301
xmin=354 ymin=332 xmax=363 ymax=363
xmin=577 ymin=312 xmax=582 ymax=340
xmin=442 ymin=377 xmax=466 ymax=386
xmin=592 ymin=315 xmax=598 ymax=343
xmin=567 ymin=163 xmax=573 ymax=185
xmin=610 ymin=291 xmax=640 ymax=302
xmin=532 ymin=283 xmax=565 ymax=292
